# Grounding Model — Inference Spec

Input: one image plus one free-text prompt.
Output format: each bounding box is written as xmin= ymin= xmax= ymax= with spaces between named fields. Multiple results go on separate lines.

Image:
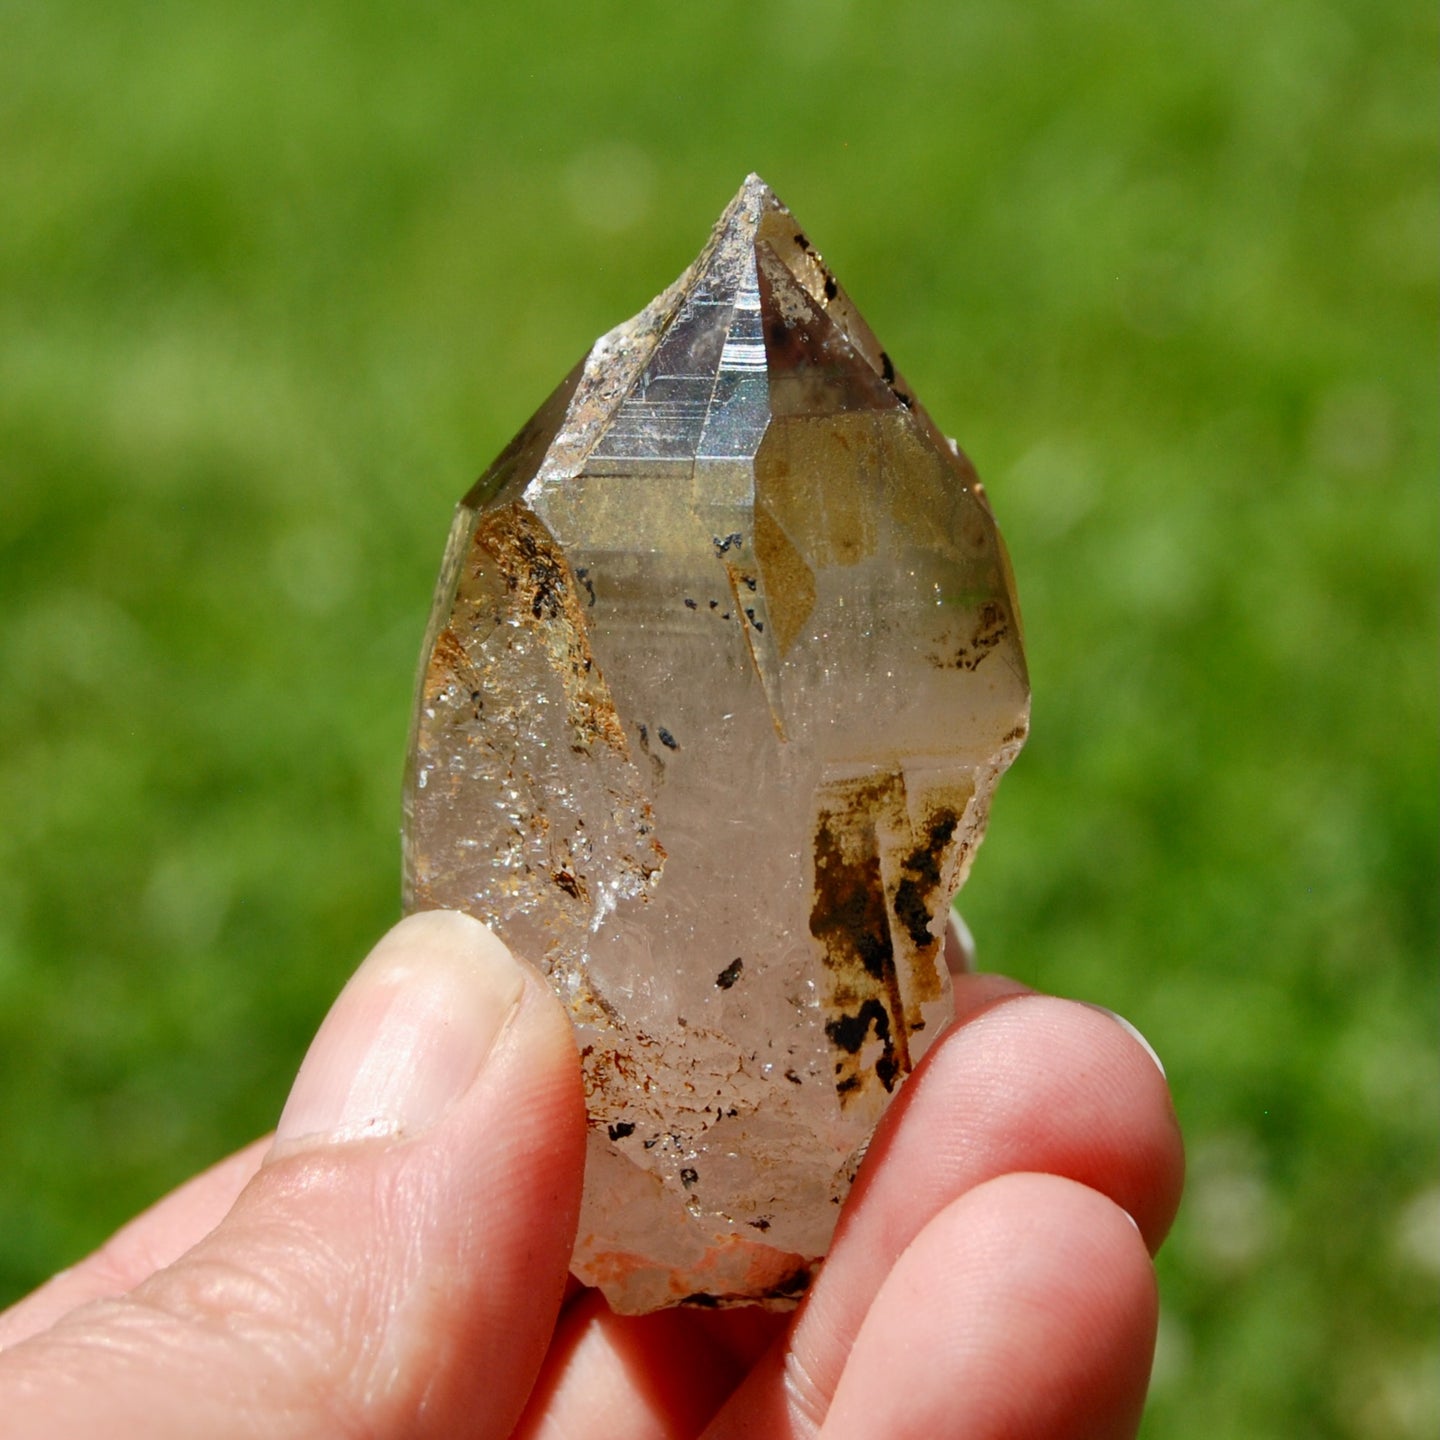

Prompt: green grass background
xmin=1 ymin=0 xmax=1435 ymax=1432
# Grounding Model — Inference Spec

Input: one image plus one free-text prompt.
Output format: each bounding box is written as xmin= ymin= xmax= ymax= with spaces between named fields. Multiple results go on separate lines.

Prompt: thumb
xmin=0 ymin=911 xmax=586 ymax=1440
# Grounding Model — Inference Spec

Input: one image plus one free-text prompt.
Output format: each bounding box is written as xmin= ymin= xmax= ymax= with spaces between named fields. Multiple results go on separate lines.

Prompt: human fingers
xmin=512 ymin=1291 xmax=787 ymax=1440
xmin=0 ymin=1137 xmax=269 ymax=1349
xmin=707 ymin=985 xmax=1182 ymax=1437
xmin=508 ymin=979 xmax=1179 ymax=1439
xmin=0 ymin=911 xmax=586 ymax=1440
xmin=507 ymin=981 xmax=1031 ymax=1436
xmin=820 ymin=1172 xmax=1158 ymax=1440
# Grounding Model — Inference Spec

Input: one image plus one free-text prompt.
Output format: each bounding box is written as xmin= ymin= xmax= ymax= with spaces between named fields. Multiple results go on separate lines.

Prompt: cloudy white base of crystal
xmin=403 ymin=175 xmax=1029 ymax=1313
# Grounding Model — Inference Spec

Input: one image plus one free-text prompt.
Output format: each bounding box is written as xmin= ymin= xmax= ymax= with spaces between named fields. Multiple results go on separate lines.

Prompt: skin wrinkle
xmin=780 ymin=1342 xmax=827 ymax=1438
xmin=129 ymin=1234 xmax=376 ymax=1429
xmin=374 ymin=1165 xmax=472 ymax=1419
xmin=216 ymin=1200 xmax=390 ymax=1378
xmin=9 ymin=1293 xmax=374 ymax=1440
xmin=37 ymin=974 xmax=571 ymax=1438
xmin=0 ymin=1139 xmax=276 ymax=1355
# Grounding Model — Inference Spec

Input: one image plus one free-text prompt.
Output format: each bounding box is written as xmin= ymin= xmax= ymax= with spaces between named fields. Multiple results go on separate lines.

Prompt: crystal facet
xmin=403 ymin=175 xmax=1029 ymax=1313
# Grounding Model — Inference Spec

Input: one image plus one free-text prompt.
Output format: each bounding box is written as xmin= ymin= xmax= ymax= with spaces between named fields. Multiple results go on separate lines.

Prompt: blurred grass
xmin=0 ymin=0 xmax=1434 ymax=1433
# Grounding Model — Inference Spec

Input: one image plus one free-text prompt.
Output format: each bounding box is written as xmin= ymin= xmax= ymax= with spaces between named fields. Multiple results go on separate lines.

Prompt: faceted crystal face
xmin=403 ymin=175 xmax=1029 ymax=1313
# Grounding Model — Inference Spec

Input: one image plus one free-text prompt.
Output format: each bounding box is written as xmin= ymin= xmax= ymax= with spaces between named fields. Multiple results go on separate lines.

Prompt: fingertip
xmin=938 ymin=993 xmax=1185 ymax=1253
xmin=271 ymin=909 xmax=528 ymax=1153
xmin=825 ymin=1173 xmax=1158 ymax=1440
xmin=1084 ymin=1003 xmax=1167 ymax=1079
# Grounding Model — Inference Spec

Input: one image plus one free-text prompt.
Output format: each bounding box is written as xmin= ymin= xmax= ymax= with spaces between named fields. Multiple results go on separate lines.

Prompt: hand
xmin=0 ymin=912 xmax=1183 ymax=1439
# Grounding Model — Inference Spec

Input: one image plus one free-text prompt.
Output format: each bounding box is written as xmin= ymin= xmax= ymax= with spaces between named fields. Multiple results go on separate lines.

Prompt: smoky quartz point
xmin=403 ymin=175 xmax=1029 ymax=1313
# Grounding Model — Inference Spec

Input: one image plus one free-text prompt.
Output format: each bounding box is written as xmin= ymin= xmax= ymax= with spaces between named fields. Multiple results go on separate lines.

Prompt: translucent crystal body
xmin=403 ymin=175 xmax=1029 ymax=1313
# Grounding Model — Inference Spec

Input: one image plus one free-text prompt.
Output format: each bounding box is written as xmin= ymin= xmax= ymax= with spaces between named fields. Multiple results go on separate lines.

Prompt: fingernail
xmin=272 ymin=911 xmax=525 ymax=1151
xmin=1087 ymin=1004 xmax=1167 ymax=1079
xmin=944 ymin=909 xmax=977 ymax=977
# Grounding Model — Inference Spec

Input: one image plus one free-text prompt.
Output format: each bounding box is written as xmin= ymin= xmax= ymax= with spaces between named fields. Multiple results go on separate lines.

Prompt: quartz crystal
xmin=403 ymin=175 xmax=1029 ymax=1313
